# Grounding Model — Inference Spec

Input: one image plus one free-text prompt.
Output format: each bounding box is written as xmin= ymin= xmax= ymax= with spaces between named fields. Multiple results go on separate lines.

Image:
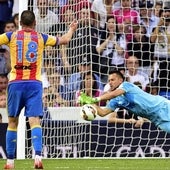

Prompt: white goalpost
xmin=1 ymin=0 xmax=168 ymax=160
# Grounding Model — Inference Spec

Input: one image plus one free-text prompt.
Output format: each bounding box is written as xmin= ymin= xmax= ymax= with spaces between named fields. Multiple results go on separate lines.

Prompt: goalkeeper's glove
xmin=77 ymin=92 xmax=100 ymax=105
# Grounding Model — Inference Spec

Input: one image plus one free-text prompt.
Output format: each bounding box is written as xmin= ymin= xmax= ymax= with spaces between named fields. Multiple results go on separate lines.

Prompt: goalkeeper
xmin=78 ymin=70 xmax=170 ymax=133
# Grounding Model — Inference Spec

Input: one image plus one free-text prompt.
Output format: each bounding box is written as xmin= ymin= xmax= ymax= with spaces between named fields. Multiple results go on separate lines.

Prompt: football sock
xmin=6 ymin=128 xmax=17 ymax=159
xmin=31 ymin=125 xmax=42 ymax=156
xmin=7 ymin=159 xmax=14 ymax=164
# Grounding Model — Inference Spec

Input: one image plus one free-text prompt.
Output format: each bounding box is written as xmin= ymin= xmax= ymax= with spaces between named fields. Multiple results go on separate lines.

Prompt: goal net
xmin=16 ymin=0 xmax=170 ymax=158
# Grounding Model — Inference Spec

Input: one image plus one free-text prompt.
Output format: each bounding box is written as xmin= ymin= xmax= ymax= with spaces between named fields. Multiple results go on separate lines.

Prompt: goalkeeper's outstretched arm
xmin=96 ymin=88 xmax=125 ymax=102
xmin=77 ymin=88 xmax=125 ymax=105
xmin=94 ymin=105 xmax=146 ymax=128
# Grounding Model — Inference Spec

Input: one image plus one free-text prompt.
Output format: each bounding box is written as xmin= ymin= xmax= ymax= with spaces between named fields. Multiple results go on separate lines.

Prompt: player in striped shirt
xmin=1 ymin=10 xmax=77 ymax=169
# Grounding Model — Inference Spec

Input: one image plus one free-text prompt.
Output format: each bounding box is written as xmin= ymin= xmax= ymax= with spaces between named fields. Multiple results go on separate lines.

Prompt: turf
xmin=0 ymin=158 xmax=170 ymax=170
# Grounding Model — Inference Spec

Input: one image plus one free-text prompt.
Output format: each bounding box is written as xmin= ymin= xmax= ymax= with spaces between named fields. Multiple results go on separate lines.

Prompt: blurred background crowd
xmin=0 ymin=0 xmax=170 ymax=114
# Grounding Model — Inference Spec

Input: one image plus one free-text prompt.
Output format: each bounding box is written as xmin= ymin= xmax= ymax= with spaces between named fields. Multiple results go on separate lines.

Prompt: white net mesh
xmin=22 ymin=0 xmax=170 ymax=158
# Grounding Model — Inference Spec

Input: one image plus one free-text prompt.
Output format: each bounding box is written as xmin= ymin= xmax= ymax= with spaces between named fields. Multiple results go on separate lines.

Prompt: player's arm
xmin=58 ymin=20 xmax=78 ymax=45
xmin=108 ymin=111 xmax=137 ymax=124
xmin=78 ymin=89 xmax=125 ymax=105
xmin=92 ymin=104 xmax=113 ymax=117
xmin=92 ymin=104 xmax=136 ymax=125
xmin=134 ymin=117 xmax=150 ymax=127
xmin=93 ymin=105 xmax=142 ymax=126
xmin=97 ymin=88 xmax=125 ymax=101
xmin=0 ymin=32 xmax=11 ymax=45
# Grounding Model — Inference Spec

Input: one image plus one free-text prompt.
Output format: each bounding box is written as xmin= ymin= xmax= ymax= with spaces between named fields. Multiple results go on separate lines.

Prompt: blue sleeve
xmin=118 ymin=82 xmax=134 ymax=93
xmin=41 ymin=33 xmax=58 ymax=46
xmin=106 ymin=98 xmax=119 ymax=111
xmin=41 ymin=33 xmax=48 ymax=45
xmin=6 ymin=32 xmax=13 ymax=41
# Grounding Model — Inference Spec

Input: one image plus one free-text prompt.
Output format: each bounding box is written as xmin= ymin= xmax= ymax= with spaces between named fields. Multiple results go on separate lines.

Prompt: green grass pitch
xmin=0 ymin=158 xmax=170 ymax=170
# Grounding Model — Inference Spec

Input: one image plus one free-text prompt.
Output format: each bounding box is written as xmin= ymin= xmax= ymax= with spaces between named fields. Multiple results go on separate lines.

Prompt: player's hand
xmin=77 ymin=92 xmax=99 ymax=105
xmin=134 ymin=119 xmax=144 ymax=128
xmin=69 ymin=20 xmax=78 ymax=32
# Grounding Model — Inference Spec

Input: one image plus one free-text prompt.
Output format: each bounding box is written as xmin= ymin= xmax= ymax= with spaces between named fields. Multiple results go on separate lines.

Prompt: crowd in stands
xmin=1 ymin=0 xmax=170 ymax=119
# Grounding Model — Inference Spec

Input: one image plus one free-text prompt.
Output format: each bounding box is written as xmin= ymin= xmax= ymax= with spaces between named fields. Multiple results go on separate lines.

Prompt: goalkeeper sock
xmin=31 ymin=125 xmax=42 ymax=156
xmin=6 ymin=128 xmax=17 ymax=159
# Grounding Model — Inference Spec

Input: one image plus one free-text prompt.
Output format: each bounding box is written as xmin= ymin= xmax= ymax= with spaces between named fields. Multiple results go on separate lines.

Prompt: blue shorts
xmin=7 ymin=81 xmax=43 ymax=117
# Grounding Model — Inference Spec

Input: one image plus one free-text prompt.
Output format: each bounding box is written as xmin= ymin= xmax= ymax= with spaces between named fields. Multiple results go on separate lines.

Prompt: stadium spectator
xmin=12 ymin=13 xmax=19 ymax=30
xmin=96 ymin=16 xmax=126 ymax=85
xmin=3 ymin=20 xmax=16 ymax=32
xmin=60 ymin=0 xmax=91 ymax=20
xmin=0 ymin=47 xmax=11 ymax=75
xmin=0 ymin=91 xmax=6 ymax=108
xmin=0 ymin=20 xmax=17 ymax=75
xmin=43 ymin=46 xmax=60 ymax=76
xmin=49 ymin=8 xmax=75 ymax=36
xmin=0 ymin=74 xmax=8 ymax=93
xmin=43 ymin=45 xmax=71 ymax=86
xmin=34 ymin=0 xmax=59 ymax=33
xmin=51 ymin=6 xmax=97 ymax=75
xmin=145 ymin=81 xmax=159 ymax=96
xmin=48 ymin=8 xmax=75 ymax=82
xmin=127 ymin=25 xmax=155 ymax=77
xmin=91 ymin=0 xmax=115 ymax=29
xmin=150 ymin=8 xmax=170 ymax=99
xmin=0 ymin=10 xmax=77 ymax=169
xmin=46 ymin=73 xmax=71 ymax=107
xmin=42 ymin=46 xmax=55 ymax=88
xmin=68 ymin=54 xmax=103 ymax=102
xmin=68 ymin=6 xmax=98 ymax=73
xmin=0 ymin=0 xmax=14 ymax=34
xmin=112 ymin=0 xmax=140 ymax=41
xmin=154 ymin=1 xmax=163 ymax=18
xmin=75 ymin=70 xmax=105 ymax=106
xmin=48 ymin=0 xmax=69 ymax=14
xmin=139 ymin=0 xmax=160 ymax=37
xmin=125 ymin=56 xmax=150 ymax=91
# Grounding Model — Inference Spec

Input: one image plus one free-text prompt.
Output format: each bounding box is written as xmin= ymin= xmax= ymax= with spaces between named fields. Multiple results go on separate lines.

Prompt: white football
xmin=80 ymin=104 xmax=97 ymax=121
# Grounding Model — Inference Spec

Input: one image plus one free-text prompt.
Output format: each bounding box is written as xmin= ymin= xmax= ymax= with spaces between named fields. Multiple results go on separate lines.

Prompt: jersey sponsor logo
xmin=14 ymin=64 xmax=37 ymax=70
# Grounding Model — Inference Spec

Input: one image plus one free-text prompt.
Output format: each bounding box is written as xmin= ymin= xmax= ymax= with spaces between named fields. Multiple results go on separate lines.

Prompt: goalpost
xmin=13 ymin=0 xmax=170 ymax=159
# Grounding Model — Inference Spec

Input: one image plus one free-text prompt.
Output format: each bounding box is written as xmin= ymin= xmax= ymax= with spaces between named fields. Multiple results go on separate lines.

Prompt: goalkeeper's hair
xmin=109 ymin=70 xmax=125 ymax=81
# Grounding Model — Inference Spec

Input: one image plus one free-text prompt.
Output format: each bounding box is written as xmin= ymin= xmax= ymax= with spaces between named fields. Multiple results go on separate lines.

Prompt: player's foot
xmin=4 ymin=163 xmax=15 ymax=169
xmin=34 ymin=155 xmax=43 ymax=169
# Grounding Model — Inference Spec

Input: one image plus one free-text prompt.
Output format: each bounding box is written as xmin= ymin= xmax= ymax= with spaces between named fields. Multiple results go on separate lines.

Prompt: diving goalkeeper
xmin=78 ymin=70 xmax=170 ymax=133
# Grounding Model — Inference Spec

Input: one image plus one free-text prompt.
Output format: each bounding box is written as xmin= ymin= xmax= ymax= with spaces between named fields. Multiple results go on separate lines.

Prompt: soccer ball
xmin=80 ymin=104 xmax=97 ymax=121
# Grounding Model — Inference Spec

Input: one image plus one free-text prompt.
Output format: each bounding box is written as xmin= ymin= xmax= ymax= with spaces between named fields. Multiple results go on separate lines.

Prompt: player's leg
xmin=25 ymin=81 xmax=43 ymax=169
xmin=4 ymin=83 xmax=23 ymax=169
xmin=28 ymin=117 xmax=43 ymax=169
xmin=4 ymin=117 xmax=18 ymax=169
